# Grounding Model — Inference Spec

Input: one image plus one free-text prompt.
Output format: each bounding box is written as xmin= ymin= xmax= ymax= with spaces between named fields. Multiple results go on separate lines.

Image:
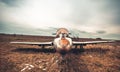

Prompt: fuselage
xmin=53 ymin=28 xmax=72 ymax=53
xmin=53 ymin=35 xmax=72 ymax=52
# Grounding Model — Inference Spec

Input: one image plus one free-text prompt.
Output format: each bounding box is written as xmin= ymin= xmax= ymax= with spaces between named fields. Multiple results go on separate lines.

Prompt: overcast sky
xmin=0 ymin=0 xmax=120 ymax=39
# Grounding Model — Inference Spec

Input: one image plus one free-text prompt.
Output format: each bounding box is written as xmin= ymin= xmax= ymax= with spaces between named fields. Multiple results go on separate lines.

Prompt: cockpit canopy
xmin=56 ymin=28 xmax=70 ymax=37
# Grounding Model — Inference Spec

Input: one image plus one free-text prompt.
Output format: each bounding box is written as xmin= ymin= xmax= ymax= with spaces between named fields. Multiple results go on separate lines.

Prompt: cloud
xmin=0 ymin=0 xmax=73 ymax=28
xmin=0 ymin=0 xmax=23 ymax=7
xmin=66 ymin=0 xmax=120 ymax=32
xmin=96 ymin=30 xmax=106 ymax=34
xmin=0 ymin=0 xmax=120 ymax=39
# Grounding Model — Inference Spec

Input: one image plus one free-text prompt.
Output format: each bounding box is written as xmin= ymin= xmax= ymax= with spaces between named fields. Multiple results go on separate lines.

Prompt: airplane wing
xmin=10 ymin=42 xmax=52 ymax=46
xmin=73 ymin=40 xmax=114 ymax=45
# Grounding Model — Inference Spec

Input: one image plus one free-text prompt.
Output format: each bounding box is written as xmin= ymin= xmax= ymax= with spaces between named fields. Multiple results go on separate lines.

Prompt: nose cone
xmin=56 ymin=38 xmax=71 ymax=54
xmin=60 ymin=38 xmax=69 ymax=47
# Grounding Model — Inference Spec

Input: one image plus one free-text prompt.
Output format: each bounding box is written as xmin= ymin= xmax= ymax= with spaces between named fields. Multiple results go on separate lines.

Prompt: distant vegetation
xmin=96 ymin=38 xmax=102 ymax=40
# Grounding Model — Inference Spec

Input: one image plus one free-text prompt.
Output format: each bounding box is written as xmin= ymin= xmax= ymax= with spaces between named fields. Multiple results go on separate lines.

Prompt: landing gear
xmin=80 ymin=45 xmax=85 ymax=52
xmin=39 ymin=45 xmax=45 ymax=49
xmin=74 ymin=44 xmax=86 ymax=52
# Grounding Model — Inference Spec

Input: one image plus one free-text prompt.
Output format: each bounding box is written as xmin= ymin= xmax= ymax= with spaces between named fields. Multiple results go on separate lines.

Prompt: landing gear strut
xmin=74 ymin=44 xmax=86 ymax=52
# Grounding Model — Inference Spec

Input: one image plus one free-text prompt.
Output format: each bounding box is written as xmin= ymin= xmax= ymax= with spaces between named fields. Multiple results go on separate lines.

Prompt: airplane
xmin=10 ymin=28 xmax=114 ymax=54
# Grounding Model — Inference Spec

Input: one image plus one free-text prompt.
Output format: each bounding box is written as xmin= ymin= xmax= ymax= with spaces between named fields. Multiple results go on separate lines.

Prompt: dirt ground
xmin=0 ymin=34 xmax=120 ymax=72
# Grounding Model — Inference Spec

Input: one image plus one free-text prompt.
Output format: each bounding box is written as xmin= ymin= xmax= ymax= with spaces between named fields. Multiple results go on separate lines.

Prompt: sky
xmin=0 ymin=0 xmax=120 ymax=39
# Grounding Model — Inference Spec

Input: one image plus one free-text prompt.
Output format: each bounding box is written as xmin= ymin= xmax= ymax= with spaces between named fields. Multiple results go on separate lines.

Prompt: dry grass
xmin=0 ymin=34 xmax=120 ymax=72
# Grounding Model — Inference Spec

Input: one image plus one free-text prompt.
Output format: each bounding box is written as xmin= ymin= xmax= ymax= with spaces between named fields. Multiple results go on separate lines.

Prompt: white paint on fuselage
xmin=53 ymin=33 xmax=72 ymax=52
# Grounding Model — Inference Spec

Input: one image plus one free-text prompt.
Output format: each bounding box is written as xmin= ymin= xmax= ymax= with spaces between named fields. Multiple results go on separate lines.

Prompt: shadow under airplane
xmin=11 ymin=47 xmax=109 ymax=55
